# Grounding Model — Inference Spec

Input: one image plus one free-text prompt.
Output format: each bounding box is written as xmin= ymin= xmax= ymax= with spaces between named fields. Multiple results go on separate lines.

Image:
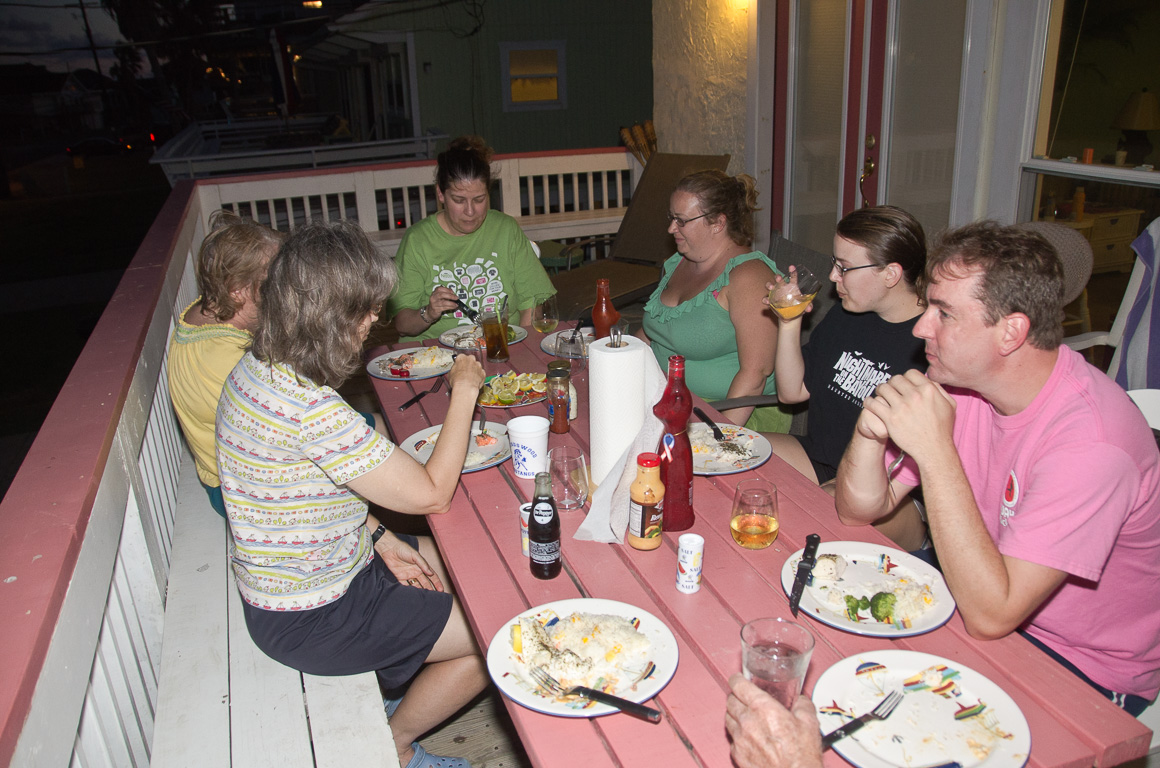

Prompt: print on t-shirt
xmin=829 ymin=350 xmax=896 ymax=403
xmin=431 ymin=255 xmax=504 ymax=323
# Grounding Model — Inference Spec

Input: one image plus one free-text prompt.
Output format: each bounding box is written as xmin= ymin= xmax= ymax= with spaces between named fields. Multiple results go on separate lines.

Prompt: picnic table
xmin=368 ymin=322 xmax=1150 ymax=768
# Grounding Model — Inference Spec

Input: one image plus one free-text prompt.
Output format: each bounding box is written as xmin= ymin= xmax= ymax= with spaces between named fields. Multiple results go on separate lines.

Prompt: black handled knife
xmin=789 ymin=534 xmax=821 ymax=617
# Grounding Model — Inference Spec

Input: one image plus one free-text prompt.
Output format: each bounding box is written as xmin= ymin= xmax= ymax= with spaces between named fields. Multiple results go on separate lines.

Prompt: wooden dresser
xmin=1057 ymin=206 xmax=1143 ymax=273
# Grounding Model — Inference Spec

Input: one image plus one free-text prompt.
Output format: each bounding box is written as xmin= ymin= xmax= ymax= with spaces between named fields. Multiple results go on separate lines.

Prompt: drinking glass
xmin=729 ymin=478 xmax=778 ymax=549
xmin=554 ymin=331 xmax=588 ymax=375
xmin=452 ymin=335 xmax=483 ymax=365
xmin=548 ymin=446 xmax=589 ymax=510
xmin=531 ymin=295 xmax=560 ymax=334
xmin=480 ymin=308 xmax=510 ymax=362
xmin=740 ymin=618 xmax=814 ymax=708
xmin=768 ymin=265 xmax=822 ymax=321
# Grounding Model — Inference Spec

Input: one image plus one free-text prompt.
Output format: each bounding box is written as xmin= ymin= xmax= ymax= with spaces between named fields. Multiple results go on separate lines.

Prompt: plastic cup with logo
xmin=507 ymin=415 xmax=550 ymax=479
xmin=519 ymin=502 xmax=532 ymax=556
xmin=676 ymin=533 xmax=705 ymax=594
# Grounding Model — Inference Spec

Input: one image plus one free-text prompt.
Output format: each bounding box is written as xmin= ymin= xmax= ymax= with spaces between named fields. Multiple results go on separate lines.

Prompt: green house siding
xmin=346 ymin=1 xmax=652 ymax=153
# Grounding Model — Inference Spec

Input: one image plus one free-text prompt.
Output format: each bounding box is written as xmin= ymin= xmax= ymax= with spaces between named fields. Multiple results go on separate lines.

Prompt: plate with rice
xmin=780 ymin=541 xmax=954 ymax=637
xmin=690 ymin=422 xmax=772 ymax=475
xmin=812 ymin=650 xmax=1029 ymax=768
xmin=487 ymin=597 xmax=679 ymax=717
xmin=400 ymin=421 xmax=510 ymax=474
xmin=367 ymin=346 xmax=454 ymax=381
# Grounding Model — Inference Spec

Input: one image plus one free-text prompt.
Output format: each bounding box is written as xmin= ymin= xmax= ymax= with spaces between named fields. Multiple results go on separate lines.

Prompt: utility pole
xmin=77 ymin=1 xmax=110 ymax=108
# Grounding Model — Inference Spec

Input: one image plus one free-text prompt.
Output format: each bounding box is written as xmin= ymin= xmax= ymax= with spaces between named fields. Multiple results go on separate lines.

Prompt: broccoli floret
xmin=844 ymin=595 xmax=863 ymax=620
xmin=869 ymin=592 xmax=897 ymax=622
xmin=859 ymin=596 xmax=871 ymax=611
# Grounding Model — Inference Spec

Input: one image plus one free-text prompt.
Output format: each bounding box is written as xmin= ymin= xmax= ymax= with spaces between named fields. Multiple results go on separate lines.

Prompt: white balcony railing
xmin=0 ymin=148 xmax=634 ymax=766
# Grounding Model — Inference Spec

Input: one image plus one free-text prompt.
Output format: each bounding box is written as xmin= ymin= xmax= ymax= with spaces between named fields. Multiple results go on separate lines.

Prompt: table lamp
xmin=1113 ymin=88 xmax=1160 ymax=166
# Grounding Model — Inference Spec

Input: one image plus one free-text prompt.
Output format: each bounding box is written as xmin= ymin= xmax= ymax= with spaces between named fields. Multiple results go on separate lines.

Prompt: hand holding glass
xmin=768 ymin=265 xmax=822 ymax=321
xmin=730 ymin=478 xmax=778 ymax=549
xmin=531 ymin=295 xmax=559 ymax=333
xmin=741 ymin=618 xmax=815 ymax=708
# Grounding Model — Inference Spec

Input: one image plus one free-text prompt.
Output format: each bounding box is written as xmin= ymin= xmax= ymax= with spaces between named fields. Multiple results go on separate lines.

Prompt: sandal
xmin=403 ymin=742 xmax=471 ymax=768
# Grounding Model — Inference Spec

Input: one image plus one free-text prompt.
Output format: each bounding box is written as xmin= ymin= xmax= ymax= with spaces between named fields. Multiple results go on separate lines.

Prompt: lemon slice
xmin=516 ymin=373 xmax=533 ymax=392
xmin=528 ymin=372 xmax=546 ymax=383
xmin=530 ymin=381 xmax=547 ymax=394
xmin=510 ymin=623 xmax=522 ymax=654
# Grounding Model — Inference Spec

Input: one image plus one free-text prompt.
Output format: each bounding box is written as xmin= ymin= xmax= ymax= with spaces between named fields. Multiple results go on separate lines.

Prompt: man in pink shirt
xmin=835 ymin=221 xmax=1160 ymax=715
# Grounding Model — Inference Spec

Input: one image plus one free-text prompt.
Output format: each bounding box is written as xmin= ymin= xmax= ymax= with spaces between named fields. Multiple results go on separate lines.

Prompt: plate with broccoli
xmin=780 ymin=542 xmax=955 ymax=637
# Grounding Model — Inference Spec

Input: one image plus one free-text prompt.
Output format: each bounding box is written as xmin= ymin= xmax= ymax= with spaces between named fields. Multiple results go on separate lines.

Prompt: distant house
xmin=60 ymin=69 xmax=116 ymax=131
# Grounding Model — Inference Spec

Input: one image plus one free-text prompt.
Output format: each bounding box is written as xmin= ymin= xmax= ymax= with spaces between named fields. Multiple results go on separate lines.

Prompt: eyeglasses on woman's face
xmin=666 ymin=212 xmax=710 ymax=228
xmin=830 ymin=254 xmax=879 ymax=276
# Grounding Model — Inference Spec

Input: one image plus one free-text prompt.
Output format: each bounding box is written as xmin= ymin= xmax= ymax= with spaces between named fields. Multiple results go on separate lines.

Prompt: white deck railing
xmin=0 ymin=148 xmax=634 ymax=766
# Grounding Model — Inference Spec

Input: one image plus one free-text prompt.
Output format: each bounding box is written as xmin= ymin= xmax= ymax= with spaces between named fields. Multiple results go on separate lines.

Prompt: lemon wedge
xmin=510 ymin=623 xmax=522 ymax=654
xmin=531 ymin=381 xmax=547 ymax=394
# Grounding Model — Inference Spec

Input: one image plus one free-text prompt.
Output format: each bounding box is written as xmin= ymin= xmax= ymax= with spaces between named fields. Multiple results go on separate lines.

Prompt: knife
xmin=789 ymin=534 xmax=821 ymax=617
xmin=692 ymin=407 xmax=726 ymax=442
xmin=454 ymin=298 xmax=480 ymax=323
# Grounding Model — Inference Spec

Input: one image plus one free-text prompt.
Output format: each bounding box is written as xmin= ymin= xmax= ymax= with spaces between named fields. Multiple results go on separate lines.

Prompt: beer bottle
xmin=528 ymin=472 xmax=562 ymax=579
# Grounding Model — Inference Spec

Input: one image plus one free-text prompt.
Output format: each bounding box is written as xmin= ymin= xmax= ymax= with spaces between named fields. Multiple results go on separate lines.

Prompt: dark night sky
xmin=0 ymin=0 xmax=126 ymax=75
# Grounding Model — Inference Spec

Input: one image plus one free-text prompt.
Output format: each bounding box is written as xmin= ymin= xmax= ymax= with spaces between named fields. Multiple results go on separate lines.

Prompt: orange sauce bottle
xmin=627 ymin=452 xmax=665 ymax=550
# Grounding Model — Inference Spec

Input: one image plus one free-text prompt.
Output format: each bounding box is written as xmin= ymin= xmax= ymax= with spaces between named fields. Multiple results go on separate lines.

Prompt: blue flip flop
xmin=403 ymin=742 xmax=470 ymax=768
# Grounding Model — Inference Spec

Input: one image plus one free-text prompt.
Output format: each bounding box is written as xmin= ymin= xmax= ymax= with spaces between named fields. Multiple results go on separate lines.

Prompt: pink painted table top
xmin=369 ymin=323 xmax=1149 ymax=768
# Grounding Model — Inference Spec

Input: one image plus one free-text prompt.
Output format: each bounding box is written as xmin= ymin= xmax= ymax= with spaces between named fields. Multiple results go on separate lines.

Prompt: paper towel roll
xmin=588 ymin=335 xmax=651 ymax=486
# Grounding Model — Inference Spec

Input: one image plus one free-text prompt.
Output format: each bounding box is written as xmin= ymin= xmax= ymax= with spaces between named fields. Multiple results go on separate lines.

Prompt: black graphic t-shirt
xmin=798 ymin=306 xmax=927 ymax=478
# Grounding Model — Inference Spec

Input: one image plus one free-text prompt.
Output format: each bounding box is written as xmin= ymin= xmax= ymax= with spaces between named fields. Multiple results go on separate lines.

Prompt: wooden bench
xmin=152 ymin=459 xmax=400 ymax=768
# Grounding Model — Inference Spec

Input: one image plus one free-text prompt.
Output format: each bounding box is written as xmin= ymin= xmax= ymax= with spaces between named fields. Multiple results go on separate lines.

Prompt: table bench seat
xmin=151 ymin=459 xmax=400 ymax=768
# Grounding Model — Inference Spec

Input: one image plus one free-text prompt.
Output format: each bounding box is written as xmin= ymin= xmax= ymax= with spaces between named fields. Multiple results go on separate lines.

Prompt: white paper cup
xmin=519 ymin=503 xmax=532 ymax=557
xmin=507 ymin=415 xmax=550 ymax=479
xmin=676 ymin=533 xmax=704 ymax=594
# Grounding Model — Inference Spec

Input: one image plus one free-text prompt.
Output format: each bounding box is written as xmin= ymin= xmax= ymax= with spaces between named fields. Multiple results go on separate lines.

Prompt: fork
xmin=529 ymin=666 xmax=662 ymax=723
xmin=820 ymin=690 xmax=904 ymax=749
xmin=398 ymin=376 xmax=444 ymax=411
xmin=887 ymin=451 xmax=907 ymax=476
xmin=477 ymin=402 xmax=489 ymax=438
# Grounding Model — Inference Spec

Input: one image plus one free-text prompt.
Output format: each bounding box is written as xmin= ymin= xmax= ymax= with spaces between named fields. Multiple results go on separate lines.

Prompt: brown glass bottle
xmin=528 ymin=472 xmax=562 ymax=579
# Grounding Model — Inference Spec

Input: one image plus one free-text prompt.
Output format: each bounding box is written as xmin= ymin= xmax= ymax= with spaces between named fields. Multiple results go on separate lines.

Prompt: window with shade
xmin=500 ymin=42 xmax=566 ymax=112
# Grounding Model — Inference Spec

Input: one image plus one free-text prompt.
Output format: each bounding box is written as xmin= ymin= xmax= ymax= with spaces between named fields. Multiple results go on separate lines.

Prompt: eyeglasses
xmin=666 ymin=212 xmax=710 ymax=228
xmin=830 ymin=254 xmax=879 ymax=276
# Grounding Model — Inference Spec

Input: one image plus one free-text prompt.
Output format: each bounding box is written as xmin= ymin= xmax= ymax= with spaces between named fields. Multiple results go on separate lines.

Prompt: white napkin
xmin=575 ymin=338 xmax=666 ymax=544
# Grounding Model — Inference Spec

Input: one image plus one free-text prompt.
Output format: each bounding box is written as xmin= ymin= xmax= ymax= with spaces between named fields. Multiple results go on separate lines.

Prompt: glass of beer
xmin=480 ymin=308 xmax=510 ymax=362
xmin=730 ymin=478 xmax=778 ymax=549
xmin=768 ymin=265 xmax=822 ymax=321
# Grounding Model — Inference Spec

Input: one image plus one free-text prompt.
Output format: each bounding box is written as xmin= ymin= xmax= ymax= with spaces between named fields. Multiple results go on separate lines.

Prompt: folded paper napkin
xmin=575 ymin=343 xmax=666 ymax=544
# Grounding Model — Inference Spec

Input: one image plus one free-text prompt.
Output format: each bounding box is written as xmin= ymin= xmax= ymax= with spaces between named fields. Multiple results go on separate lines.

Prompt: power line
xmin=0 ymin=2 xmax=104 ymax=7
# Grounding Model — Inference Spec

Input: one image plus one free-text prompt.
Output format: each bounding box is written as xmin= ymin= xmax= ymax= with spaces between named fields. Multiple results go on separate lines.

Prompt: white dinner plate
xmin=780 ymin=541 xmax=954 ymax=637
xmin=399 ymin=421 xmax=510 ymax=473
xmin=812 ymin=650 xmax=1030 ymax=768
xmin=366 ymin=346 xmax=453 ymax=381
xmin=689 ymin=423 xmax=772 ymax=475
xmin=486 ymin=597 xmax=679 ymax=718
xmin=438 ymin=324 xmax=528 ymax=348
xmin=539 ymin=327 xmax=595 ymax=357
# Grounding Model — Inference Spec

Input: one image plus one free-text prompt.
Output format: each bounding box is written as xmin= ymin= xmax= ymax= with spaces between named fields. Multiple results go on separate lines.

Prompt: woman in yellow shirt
xmin=167 ymin=211 xmax=284 ymax=516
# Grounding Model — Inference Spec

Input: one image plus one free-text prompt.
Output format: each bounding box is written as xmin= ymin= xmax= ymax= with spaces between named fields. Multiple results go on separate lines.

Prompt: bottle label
xmin=628 ymin=501 xmax=662 ymax=538
xmin=529 ymin=540 xmax=560 ymax=564
xmin=532 ymin=502 xmax=555 ymax=524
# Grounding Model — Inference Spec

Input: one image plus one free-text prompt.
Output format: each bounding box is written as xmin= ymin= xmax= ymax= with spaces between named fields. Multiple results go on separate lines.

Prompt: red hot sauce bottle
xmin=591 ymin=278 xmax=621 ymax=340
xmin=653 ymin=355 xmax=694 ymax=531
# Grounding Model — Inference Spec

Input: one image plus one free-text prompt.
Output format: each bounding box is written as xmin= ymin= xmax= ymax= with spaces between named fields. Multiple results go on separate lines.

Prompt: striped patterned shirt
xmin=216 ymin=352 xmax=393 ymax=610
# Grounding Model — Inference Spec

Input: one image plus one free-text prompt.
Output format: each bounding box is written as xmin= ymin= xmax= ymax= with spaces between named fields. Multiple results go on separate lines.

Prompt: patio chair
xmin=1018 ymin=221 xmax=1093 ymax=335
xmin=1066 ymin=215 xmax=1160 ymax=390
xmin=1127 ymin=389 xmax=1160 ymax=430
xmin=548 ymin=152 xmax=731 ymax=319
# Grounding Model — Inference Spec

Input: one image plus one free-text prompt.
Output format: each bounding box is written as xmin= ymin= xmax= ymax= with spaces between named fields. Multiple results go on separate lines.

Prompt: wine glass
xmin=531 ymin=295 xmax=560 ymax=333
xmin=768 ymin=265 xmax=823 ymax=321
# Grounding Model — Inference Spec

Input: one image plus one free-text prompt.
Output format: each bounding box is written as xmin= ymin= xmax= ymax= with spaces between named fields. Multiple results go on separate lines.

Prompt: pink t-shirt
xmin=894 ymin=347 xmax=1160 ymax=698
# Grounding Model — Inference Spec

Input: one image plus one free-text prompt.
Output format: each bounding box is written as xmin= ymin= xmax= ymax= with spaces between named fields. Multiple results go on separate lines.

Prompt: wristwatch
xmin=371 ymin=523 xmax=386 ymax=545
xmin=418 ymin=305 xmax=431 ymax=324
